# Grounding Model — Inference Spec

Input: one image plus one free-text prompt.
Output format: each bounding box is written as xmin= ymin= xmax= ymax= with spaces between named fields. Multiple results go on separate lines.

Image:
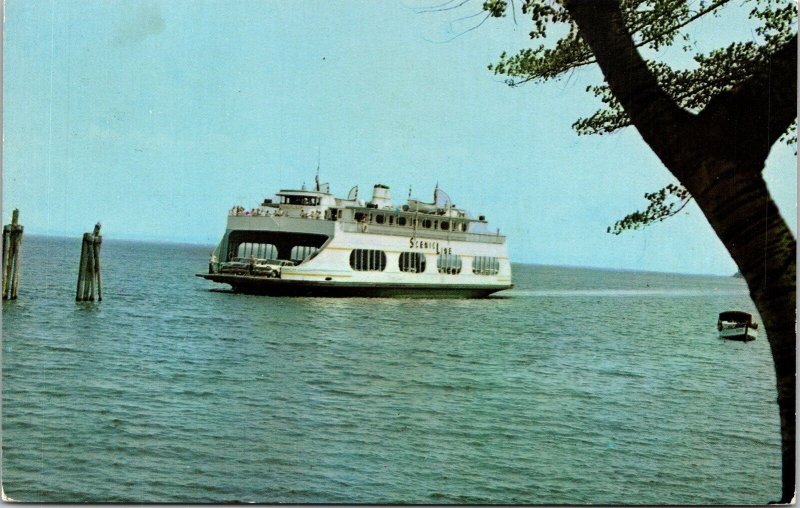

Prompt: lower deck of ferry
xmin=202 ymin=221 xmax=512 ymax=298
xmin=196 ymin=272 xmax=510 ymax=298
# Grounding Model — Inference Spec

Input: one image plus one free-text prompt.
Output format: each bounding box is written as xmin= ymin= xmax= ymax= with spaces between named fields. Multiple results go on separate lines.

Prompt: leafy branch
xmin=607 ymin=184 xmax=693 ymax=234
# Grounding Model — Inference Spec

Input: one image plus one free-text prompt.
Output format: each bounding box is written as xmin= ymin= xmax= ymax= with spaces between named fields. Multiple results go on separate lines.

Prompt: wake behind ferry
xmin=197 ymin=180 xmax=512 ymax=297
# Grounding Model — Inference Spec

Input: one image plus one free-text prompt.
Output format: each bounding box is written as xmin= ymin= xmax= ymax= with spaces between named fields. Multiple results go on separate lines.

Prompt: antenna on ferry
xmin=315 ymin=147 xmax=321 ymax=191
xmin=408 ymin=185 xmax=412 ymax=200
xmin=434 ymin=182 xmax=439 ymax=202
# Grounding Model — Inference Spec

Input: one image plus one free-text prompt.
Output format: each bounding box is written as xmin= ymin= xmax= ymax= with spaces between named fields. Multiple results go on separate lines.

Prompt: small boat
xmin=717 ymin=311 xmax=758 ymax=341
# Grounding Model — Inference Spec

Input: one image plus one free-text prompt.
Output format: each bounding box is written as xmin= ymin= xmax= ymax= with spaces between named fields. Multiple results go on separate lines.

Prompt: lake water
xmin=2 ymin=235 xmax=781 ymax=503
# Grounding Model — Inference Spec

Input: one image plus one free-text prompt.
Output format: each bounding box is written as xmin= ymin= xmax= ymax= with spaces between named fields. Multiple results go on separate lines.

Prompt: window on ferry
xmin=440 ymin=221 xmax=450 ymax=231
xmin=422 ymin=219 xmax=432 ymax=229
xmin=472 ymin=256 xmax=500 ymax=275
xmin=437 ymin=254 xmax=462 ymax=275
xmin=399 ymin=252 xmax=426 ymax=273
xmin=388 ymin=215 xmax=394 ymax=225
xmin=237 ymin=243 xmax=277 ymax=260
xmin=354 ymin=212 xmax=365 ymax=222
xmin=282 ymin=195 xmax=319 ymax=206
xmin=458 ymin=222 xmax=467 ymax=232
xmin=397 ymin=217 xmax=407 ymax=227
xmin=375 ymin=214 xmax=385 ymax=225
xmin=349 ymin=249 xmax=387 ymax=271
xmin=291 ymin=245 xmax=320 ymax=262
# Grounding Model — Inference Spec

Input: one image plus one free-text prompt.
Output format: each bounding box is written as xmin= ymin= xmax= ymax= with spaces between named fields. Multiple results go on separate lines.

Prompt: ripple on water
xmin=1 ymin=238 xmax=781 ymax=503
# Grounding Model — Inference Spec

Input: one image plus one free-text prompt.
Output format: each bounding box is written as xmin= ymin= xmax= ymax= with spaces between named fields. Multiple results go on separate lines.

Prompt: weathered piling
xmin=76 ymin=223 xmax=102 ymax=302
xmin=93 ymin=234 xmax=102 ymax=302
xmin=2 ymin=209 xmax=24 ymax=300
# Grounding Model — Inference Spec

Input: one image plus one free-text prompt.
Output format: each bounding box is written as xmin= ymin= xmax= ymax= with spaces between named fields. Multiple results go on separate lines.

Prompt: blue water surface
xmin=2 ymin=236 xmax=781 ymax=503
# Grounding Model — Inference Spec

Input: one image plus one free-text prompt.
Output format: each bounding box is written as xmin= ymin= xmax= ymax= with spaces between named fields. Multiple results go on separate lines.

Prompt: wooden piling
xmin=3 ymin=230 xmax=14 ymax=299
xmin=76 ymin=237 xmax=88 ymax=301
xmin=2 ymin=209 xmax=23 ymax=300
xmin=3 ymin=226 xmax=11 ymax=297
xmin=76 ymin=224 xmax=102 ymax=302
xmin=93 ymin=236 xmax=102 ymax=302
xmin=10 ymin=234 xmax=21 ymax=299
xmin=82 ymin=234 xmax=93 ymax=301
xmin=88 ymin=237 xmax=96 ymax=301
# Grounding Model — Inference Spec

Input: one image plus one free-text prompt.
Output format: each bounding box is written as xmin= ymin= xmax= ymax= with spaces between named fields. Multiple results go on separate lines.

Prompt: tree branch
xmin=630 ymin=0 xmax=733 ymax=50
xmin=699 ymin=34 xmax=798 ymax=166
xmin=416 ymin=0 xmax=471 ymax=13
xmin=497 ymin=0 xmax=733 ymax=86
xmin=562 ymin=0 xmax=696 ymax=169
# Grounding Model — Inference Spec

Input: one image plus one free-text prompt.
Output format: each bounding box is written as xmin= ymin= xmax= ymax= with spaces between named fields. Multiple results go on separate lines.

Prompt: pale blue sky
xmin=3 ymin=0 xmax=796 ymax=275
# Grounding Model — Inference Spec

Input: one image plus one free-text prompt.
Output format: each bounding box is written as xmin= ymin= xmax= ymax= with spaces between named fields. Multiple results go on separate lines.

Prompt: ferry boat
xmin=197 ymin=181 xmax=512 ymax=297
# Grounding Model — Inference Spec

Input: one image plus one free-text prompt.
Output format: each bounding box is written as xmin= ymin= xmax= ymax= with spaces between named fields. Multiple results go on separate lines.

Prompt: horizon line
xmin=22 ymin=232 xmax=738 ymax=279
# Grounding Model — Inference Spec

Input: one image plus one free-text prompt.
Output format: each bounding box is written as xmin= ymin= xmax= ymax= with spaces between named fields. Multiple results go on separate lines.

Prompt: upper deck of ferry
xmin=226 ymin=183 xmax=505 ymax=244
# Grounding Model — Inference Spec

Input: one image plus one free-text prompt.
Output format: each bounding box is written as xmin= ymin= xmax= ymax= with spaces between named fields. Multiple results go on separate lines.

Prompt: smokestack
xmin=370 ymin=184 xmax=392 ymax=209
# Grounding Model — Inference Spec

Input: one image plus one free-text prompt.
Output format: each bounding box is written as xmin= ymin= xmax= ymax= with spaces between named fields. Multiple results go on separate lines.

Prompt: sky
xmin=3 ymin=0 xmax=796 ymax=275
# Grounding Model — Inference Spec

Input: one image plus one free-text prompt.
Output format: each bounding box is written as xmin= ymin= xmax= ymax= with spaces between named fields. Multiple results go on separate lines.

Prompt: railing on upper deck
xmin=339 ymin=221 xmax=505 ymax=244
xmin=226 ymin=205 xmax=506 ymax=244
xmin=228 ymin=207 xmax=324 ymax=219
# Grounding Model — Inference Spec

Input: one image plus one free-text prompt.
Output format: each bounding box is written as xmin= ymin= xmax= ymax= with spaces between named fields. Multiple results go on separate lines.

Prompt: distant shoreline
xmin=23 ymin=233 xmax=216 ymax=250
xmin=23 ymin=233 xmax=739 ymax=279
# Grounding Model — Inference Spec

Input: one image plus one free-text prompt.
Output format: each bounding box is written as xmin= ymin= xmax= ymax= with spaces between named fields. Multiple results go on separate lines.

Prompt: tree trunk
xmin=562 ymin=2 xmax=796 ymax=500
xmin=686 ymin=162 xmax=796 ymax=503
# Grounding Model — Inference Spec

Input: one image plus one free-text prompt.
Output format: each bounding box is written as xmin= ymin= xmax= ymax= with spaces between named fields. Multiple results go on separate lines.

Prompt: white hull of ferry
xmin=199 ymin=216 xmax=511 ymax=297
xmin=202 ymin=275 xmax=508 ymax=298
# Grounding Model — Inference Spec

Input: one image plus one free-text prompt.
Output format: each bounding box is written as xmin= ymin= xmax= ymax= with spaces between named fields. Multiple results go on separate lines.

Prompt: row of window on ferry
xmin=349 ymin=250 xmax=500 ymax=275
xmin=354 ymin=212 xmax=468 ymax=232
xmin=280 ymin=195 xmax=322 ymax=206
xmin=236 ymin=243 xmax=318 ymax=262
xmin=235 ymin=243 xmax=500 ymax=275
